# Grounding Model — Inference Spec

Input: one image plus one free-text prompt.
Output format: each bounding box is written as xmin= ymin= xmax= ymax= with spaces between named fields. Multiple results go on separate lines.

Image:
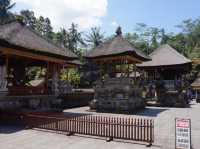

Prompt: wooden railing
xmin=24 ymin=114 xmax=154 ymax=145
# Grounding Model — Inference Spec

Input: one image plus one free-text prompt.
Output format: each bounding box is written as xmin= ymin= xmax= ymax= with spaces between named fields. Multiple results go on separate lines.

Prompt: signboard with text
xmin=175 ymin=118 xmax=191 ymax=149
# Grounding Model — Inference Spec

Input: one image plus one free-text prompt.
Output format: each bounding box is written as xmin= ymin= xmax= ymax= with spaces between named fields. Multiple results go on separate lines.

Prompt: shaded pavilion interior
xmin=0 ymin=21 xmax=77 ymax=96
xmin=85 ymin=28 xmax=150 ymax=112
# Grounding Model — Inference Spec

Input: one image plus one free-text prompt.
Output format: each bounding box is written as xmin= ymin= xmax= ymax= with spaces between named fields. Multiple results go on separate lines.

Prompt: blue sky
xmin=12 ymin=0 xmax=200 ymax=35
xmin=102 ymin=0 xmax=200 ymax=35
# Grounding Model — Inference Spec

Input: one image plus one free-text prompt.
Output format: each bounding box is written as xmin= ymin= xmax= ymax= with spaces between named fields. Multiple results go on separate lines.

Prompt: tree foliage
xmin=85 ymin=27 xmax=104 ymax=48
xmin=60 ymin=68 xmax=80 ymax=87
xmin=0 ymin=0 xmax=15 ymax=24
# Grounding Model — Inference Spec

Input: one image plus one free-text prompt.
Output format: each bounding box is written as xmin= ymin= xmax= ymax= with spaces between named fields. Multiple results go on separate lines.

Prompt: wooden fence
xmin=24 ymin=114 xmax=154 ymax=145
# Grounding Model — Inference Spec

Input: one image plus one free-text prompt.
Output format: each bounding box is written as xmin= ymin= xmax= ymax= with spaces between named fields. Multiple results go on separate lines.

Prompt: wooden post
xmin=67 ymin=69 xmax=69 ymax=81
xmin=46 ymin=61 xmax=49 ymax=94
xmin=119 ymin=59 xmax=122 ymax=78
xmin=133 ymin=64 xmax=136 ymax=83
xmin=100 ymin=62 xmax=103 ymax=80
xmin=5 ymin=55 xmax=9 ymax=88
xmin=127 ymin=63 xmax=130 ymax=77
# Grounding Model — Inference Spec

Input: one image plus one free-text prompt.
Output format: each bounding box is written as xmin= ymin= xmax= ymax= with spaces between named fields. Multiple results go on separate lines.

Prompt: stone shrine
xmin=85 ymin=27 xmax=150 ymax=112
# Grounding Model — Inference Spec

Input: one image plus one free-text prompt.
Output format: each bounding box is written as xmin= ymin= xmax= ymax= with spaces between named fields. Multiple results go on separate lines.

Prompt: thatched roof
xmin=85 ymin=35 xmax=150 ymax=62
xmin=138 ymin=44 xmax=191 ymax=67
xmin=191 ymin=73 xmax=200 ymax=89
xmin=0 ymin=21 xmax=77 ymax=60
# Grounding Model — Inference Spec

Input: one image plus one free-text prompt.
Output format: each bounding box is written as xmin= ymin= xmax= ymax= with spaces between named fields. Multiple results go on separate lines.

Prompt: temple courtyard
xmin=0 ymin=102 xmax=200 ymax=149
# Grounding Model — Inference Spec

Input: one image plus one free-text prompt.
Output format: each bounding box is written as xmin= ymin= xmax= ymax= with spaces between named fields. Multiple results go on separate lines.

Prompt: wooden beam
xmin=0 ymin=47 xmax=66 ymax=64
xmin=93 ymin=55 xmax=142 ymax=64
xmin=64 ymin=63 xmax=77 ymax=68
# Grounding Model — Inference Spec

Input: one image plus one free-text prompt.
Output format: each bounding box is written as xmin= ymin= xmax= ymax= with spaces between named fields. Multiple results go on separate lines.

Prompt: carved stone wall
xmin=58 ymin=80 xmax=73 ymax=94
xmin=91 ymin=77 xmax=145 ymax=112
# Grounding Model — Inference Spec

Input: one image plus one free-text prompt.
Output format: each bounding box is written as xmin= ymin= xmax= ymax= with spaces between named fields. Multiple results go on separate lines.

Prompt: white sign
xmin=175 ymin=118 xmax=191 ymax=149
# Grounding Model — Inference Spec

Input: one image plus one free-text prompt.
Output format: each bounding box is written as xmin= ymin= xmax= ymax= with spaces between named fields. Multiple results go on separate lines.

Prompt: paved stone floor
xmin=0 ymin=102 xmax=200 ymax=149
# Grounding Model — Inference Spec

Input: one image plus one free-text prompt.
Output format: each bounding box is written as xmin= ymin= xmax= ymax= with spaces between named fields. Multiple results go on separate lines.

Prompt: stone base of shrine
xmin=94 ymin=99 xmax=145 ymax=113
xmin=0 ymin=95 xmax=62 ymax=112
xmin=90 ymin=78 xmax=146 ymax=113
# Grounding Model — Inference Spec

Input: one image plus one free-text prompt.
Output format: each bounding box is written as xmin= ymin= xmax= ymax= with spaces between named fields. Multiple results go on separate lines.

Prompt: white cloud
xmin=14 ymin=0 xmax=108 ymax=31
xmin=111 ymin=21 xmax=119 ymax=27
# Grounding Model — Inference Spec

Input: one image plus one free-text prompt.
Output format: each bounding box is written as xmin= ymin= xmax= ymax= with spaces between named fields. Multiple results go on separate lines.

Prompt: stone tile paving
xmin=0 ymin=102 xmax=200 ymax=149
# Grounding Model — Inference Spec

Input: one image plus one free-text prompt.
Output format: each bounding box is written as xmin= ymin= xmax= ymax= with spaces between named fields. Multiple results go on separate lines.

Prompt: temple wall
xmin=0 ymin=95 xmax=62 ymax=112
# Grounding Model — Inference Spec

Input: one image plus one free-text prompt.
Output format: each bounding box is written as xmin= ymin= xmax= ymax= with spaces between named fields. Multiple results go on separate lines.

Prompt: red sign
xmin=176 ymin=119 xmax=190 ymax=128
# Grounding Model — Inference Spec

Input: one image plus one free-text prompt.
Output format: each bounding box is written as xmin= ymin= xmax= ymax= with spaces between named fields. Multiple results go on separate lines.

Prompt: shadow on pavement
xmin=63 ymin=112 xmax=92 ymax=118
xmin=0 ymin=125 xmax=24 ymax=134
xmin=136 ymin=107 xmax=168 ymax=117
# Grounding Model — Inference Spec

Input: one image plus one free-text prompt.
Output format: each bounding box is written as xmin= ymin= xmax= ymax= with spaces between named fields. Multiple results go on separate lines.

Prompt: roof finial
xmin=115 ymin=26 xmax=122 ymax=36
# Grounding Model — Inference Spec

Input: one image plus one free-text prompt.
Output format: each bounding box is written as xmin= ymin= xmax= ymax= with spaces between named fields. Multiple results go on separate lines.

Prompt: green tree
xmin=0 ymin=0 xmax=15 ymax=24
xmin=54 ymin=28 xmax=69 ymax=47
xmin=149 ymin=27 xmax=161 ymax=50
xmin=20 ymin=10 xmax=36 ymax=30
xmin=167 ymin=33 xmax=187 ymax=56
xmin=36 ymin=16 xmax=45 ymax=35
xmin=85 ymin=27 xmax=104 ymax=48
xmin=61 ymin=68 xmax=80 ymax=87
xmin=125 ymin=32 xmax=139 ymax=44
xmin=160 ymin=28 xmax=169 ymax=44
xmin=68 ymin=23 xmax=85 ymax=55
xmin=43 ymin=18 xmax=53 ymax=39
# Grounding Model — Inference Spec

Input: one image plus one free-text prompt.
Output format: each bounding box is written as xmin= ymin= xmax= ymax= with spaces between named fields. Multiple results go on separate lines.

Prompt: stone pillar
xmin=52 ymin=69 xmax=59 ymax=95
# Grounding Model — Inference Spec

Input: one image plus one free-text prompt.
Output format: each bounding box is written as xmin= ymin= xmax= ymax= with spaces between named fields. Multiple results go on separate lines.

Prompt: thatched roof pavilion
xmin=138 ymin=44 xmax=192 ymax=81
xmin=0 ymin=21 xmax=78 ymax=96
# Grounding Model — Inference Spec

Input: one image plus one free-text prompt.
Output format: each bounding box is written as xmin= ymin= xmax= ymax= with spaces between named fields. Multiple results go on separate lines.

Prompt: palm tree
xmin=85 ymin=27 xmax=104 ymax=48
xmin=0 ymin=0 xmax=15 ymax=24
xmin=68 ymin=23 xmax=85 ymax=54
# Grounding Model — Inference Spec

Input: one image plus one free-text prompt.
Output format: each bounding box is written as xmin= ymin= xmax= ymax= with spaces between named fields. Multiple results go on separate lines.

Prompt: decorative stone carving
xmin=58 ymin=80 xmax=73 ymax=94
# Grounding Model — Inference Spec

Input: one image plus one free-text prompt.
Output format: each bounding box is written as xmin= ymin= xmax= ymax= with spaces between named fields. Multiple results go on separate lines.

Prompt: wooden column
xmin=133 ymin=64 xmax=136 ymax=83
xmin=100 ymin=62 xmax=103 ymax=80
xmin=45 ymin=61 xmax=50 ymax=94
xmin=127 ymin=63 xmax=130 ymax=77
xmin=5 ymin=55 xmax=9 ymax=88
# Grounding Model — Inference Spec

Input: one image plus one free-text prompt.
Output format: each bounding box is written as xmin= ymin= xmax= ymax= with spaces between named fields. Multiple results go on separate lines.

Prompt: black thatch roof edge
xmin=85 ymin=51 xmax=150 ymax=62
xmin=137 ymin=62 xmax=192 ymax=69
xmin=0 ymin=21 xmax=78 ymax=59
xmin=84 ymin=36 xmax=150 ymax=61
xmin=0 ymin=39 xmax=76 ymax=61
